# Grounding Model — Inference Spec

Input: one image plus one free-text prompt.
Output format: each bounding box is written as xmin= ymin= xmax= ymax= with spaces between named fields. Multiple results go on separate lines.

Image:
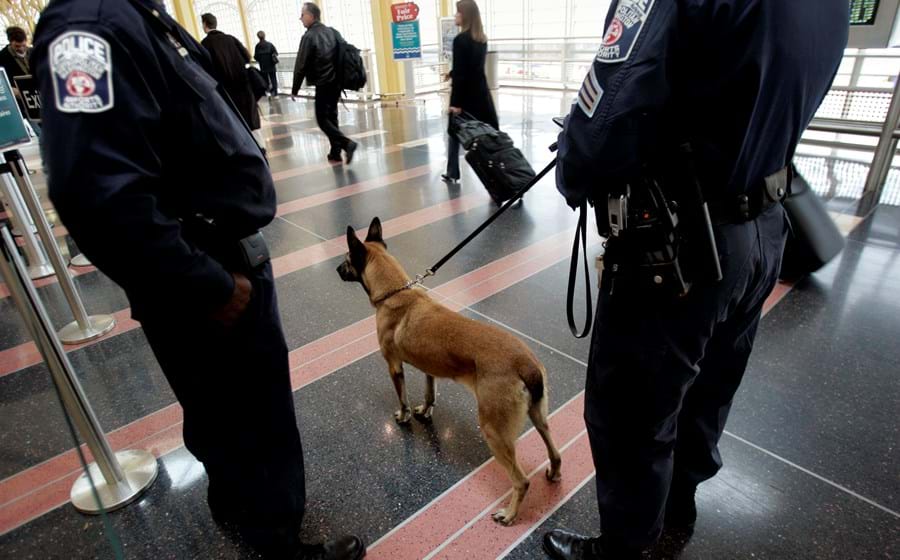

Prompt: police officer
xmin=32 ymin=1 xmax=364 ymax=559
xmin=545 ymin=1 xmax=848 ymax=559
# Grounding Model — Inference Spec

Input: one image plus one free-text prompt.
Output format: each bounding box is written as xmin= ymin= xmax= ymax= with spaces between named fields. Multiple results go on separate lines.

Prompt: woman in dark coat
xmin=443 ymin=0 xmax=498 ymax=183
xmin=200 ymin=13 xmax=261 ymax=131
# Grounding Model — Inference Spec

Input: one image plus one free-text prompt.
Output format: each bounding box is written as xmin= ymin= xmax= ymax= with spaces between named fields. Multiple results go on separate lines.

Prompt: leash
xmin=425 ymin=156 xmax=558 ymax=278
xmin=386 ymin=155 xmax=559 ymax=302
xmin=388 ymin=140 xmax=593 ymax=341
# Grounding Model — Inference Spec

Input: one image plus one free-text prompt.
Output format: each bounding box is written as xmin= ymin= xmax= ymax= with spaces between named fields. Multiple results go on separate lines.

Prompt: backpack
xmin=334 ymin=35 xmax=367 ymax=91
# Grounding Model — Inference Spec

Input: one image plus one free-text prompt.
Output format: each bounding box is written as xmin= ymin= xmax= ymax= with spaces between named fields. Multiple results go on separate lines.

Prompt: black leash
xmin=566 ymin=202 xmax=593 ymax=338
xmin=424 ymin=156 xmax=558 ymax=277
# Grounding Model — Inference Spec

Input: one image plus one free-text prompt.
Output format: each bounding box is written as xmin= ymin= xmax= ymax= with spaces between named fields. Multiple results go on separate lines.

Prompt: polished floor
xmin=0 ymin=90 xmax=898 ymax=559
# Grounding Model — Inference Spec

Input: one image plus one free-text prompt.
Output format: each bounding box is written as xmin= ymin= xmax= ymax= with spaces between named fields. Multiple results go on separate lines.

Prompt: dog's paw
xmin=546 ymin=465 xmax=562 ymax=483
xmin=491 ymin=509 xmax=517 ymax=526
xmin=413 ymin=404 xmax=434 ymax=421
xmin=394 ymin=408 xmax=412 ymax=424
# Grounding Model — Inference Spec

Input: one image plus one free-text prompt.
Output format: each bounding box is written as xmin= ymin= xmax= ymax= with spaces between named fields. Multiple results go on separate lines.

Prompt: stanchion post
xmin=0 ymin=226 xmax=158 ymax=513
xmin=0 ymin=164 xmax=54 ymax=279
xmin=3 ymin=150 xmax=116 ymax=344
xmin=863 ymin=73 xmax=900 ymax=207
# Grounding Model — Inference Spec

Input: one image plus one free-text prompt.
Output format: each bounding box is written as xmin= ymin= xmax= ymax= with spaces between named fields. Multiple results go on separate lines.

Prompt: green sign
xmin=850 ymin=0 xmax=880 ymax=25
xmin=0 ymin=68 xmax=30 ymax=150
xmin=392 ymin=21 xmax=422 ymax=60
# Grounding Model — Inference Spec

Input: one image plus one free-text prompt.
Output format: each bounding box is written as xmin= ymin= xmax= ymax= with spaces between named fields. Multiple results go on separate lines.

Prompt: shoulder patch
xmin=49 ymin=31 xmax=114 ymax=113
xmin=577 ymin=66 xmax=603 ymax=118
xmin=596 ymin=0 xmax=655 ymax=64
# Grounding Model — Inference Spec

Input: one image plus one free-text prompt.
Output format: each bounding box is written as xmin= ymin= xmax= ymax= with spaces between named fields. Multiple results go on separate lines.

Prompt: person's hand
xmin=442 ymin=72 xmax=451 ymax=82
xmin=448 ymin=106 xmax=462 ymax=115
xmin=212 ymin=272 xmax=252 ymax=327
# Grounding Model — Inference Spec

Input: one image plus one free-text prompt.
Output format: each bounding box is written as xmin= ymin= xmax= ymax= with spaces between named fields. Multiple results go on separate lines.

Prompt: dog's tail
xmin=519 ymin=364 xmax=545 ymax=404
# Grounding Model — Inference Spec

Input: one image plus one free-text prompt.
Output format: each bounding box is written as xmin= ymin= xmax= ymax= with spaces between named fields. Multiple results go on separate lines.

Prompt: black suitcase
xmin=465 ymin=136 xmax=536 ymax=204
xmin=780 ymin=165 xmax=846 ymax=278
xmin=450 ymin=113 xmax=537 ymax=204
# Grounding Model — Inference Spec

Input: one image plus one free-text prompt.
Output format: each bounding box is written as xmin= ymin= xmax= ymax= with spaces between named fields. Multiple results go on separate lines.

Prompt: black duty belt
xmin=707 ymin=166 xmax=791 ymax=226
xmin=180 ymin=215 xmax=271 ymax=272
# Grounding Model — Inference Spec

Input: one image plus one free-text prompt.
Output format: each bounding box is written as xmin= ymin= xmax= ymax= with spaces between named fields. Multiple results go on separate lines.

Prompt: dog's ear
xmin=347 ymin=226 xmax=366 ymax=258
xmin=365 ymin=217 xmax=386 ymax=247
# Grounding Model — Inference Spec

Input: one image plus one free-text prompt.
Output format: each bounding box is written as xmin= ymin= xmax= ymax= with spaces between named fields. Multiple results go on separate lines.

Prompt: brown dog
xmin=337 ymin=217 xmax=562 ymax=525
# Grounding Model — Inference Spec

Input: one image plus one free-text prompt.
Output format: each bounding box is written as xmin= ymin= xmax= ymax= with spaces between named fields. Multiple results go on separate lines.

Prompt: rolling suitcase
xmin=450 ymin=113 xmax=536 ymax=204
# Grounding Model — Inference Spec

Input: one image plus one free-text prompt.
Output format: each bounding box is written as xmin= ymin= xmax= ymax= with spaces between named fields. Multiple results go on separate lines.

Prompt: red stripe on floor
xmin=368 ymin=395 xmax=587 ymax=560
xmin=275 ymin=164 xmax=437 ymax=216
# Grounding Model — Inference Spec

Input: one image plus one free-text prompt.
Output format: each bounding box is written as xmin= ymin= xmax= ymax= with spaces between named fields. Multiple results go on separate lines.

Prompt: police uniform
xmin=551 ymin=1 xmax=848 ymax=556
xmin=32 ymin=0 xmax=306 ymax=555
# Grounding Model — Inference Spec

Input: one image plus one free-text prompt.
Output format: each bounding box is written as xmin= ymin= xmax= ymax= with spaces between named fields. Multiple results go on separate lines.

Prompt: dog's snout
xmin=337 ymin=261 xmax=354 ymax=281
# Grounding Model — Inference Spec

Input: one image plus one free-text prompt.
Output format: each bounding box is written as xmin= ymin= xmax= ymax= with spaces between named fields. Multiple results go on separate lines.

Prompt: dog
xmin=337 ymin=217 xmax=562 ymax=525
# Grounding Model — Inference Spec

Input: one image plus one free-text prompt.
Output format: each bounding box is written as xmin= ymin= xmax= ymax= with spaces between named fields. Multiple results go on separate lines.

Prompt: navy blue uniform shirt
xmin=32 ymin=0 xmax=275 ymax=319
xmin=557 ymin=0 xmax=849 ymax=208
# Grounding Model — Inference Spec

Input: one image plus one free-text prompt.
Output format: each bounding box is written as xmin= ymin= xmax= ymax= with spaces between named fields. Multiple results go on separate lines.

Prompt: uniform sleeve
xmin=292 ymin=35 xmax=311 ymax=93
xmin=33 ymin=24 xmax=235 ymax=317
xmin=556 ymin=0 xmax=680 ymax=208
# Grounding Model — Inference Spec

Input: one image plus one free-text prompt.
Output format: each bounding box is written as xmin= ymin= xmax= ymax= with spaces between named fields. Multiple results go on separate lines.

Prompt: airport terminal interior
xmin=0 ymin=0 xmax=898 ymax=558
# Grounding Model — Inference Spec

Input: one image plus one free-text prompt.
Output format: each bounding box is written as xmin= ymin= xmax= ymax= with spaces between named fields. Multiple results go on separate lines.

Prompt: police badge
xmin=597 ymin=0 xmax=656 ymax=64
xmin=49 ymin=31 xmax=114 ymax=113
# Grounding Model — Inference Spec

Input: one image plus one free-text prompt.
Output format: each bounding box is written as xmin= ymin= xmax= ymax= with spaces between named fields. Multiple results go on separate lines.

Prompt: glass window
xmin=417 ymin=0 xmax=441 ymax=47
xmin=246 ymin=0 xmax=306 ymax=55
xmin=194 ymin=0 xmax=245 ymax=43
xmin=321 ymin=0 xmax=375 ymax=51
xmin=570 ymin=0 xmax=610 ymax=37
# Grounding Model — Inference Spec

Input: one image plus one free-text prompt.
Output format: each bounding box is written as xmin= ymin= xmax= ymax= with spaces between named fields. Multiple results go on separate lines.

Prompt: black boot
xmin=344 ymin=141 xmax=358 ymax=164
xmin=542 ymin=530 xmax=641 ymax=560
xmin=664 ymin=485 xmax=697 ymax=532
xmin=297 ymin=535 xmax=366 ymax=560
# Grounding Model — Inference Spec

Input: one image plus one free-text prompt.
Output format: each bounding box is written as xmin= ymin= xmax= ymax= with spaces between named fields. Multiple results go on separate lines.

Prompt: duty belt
xmin=707 ymin=166 xmax=790 ymax=225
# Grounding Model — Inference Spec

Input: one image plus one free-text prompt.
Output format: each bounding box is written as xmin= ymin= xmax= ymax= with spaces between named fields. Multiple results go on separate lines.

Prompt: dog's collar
xmin=371 ymin=274 xmax=430 ymax=306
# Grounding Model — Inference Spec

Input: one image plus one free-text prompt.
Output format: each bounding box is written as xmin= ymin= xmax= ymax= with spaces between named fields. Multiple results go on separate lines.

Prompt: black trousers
xmin=265 ymin=69 xmax=278 ymax=95
xmin=446 ymin=135 xmax=461 ymax=179
xmin=140 ymin=262 xmax=306 ymax=556
xmin=584 ymin=204 xmax=789 ymax=551
xmin=314 ymin=82 xmax=350 ymax=157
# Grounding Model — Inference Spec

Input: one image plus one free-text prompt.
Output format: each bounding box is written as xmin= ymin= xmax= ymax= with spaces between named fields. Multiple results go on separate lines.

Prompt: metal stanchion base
xmin=58 ymin=314 xmax=116 ymax=345
xmin=70 ymin=254 xmax=91 ymax=267
xmin=71 ymin=449 xmax=159 ymax=514
xmin=28 ymin=263 xmax=55 ymax=280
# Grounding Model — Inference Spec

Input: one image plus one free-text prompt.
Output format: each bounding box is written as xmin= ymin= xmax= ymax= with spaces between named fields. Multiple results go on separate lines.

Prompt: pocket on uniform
xmin=174 ymin=58 xmax=246 ymax=158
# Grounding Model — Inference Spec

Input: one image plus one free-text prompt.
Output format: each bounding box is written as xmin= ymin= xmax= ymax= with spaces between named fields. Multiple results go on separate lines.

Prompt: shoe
xmin=297 ymin=535 xmax=366 ymax=560
xmin=542 ymin=530 xmax=641 ymax=560
xmin=327 ymin=153 xmax=343 ymax=163
xmin=441 ymin=174 xmax=459 ymax=184
xmin=664 ymin=486 xmax=697 ymax=531
xmin=344 ymin=141 xmax=358 ymax=164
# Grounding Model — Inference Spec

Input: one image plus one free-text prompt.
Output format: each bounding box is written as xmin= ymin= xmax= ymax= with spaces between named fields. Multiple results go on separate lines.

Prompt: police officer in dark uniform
xmin=544 ymin=1 xmax=848 ymax=558
xmin=31 ymin=1 xmax=364 ymax=559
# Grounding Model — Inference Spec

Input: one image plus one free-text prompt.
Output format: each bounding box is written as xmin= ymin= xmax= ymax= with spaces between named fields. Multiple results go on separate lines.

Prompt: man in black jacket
xmin=201 ymin=13 xmax=261 ymax=131
xmin=291 ymin=2 xmax=357 ymax=164
xmin=255 ymin=31 xmax=279 ymax=96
